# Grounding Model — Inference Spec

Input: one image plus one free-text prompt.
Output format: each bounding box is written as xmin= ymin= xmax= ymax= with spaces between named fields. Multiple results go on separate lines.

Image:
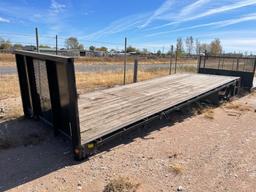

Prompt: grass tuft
xmin=225 ymin=103 xmax=252 ymax=112
xmin=103 ymin=177 xmax=140 ymax=192
xmin=169 ymin=163 xmax=184 ymax=174
xmin=203 ymin=109 xmax=215 ymax=119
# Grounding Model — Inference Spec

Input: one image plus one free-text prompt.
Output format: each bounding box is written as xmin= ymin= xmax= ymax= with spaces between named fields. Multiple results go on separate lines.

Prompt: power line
xmin=0 ymin=32 xmax=123 ymax=46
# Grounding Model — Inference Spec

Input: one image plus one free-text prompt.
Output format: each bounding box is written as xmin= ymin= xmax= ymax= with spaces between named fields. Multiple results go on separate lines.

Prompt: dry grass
xmin=75 ymin=56 xmax=198 ymax=65
xmin=0 ymin=53 xmax=15 ymax=67
xmin=75 ymin=69 xmax=173 ymax=94
xmin=0 ymin=69 xmax=195 ymax=98
xmin=0 ymin=67 xmax=196 ymax=99
xmin=103 ymin=177 xmax=140 ymax=192
xmin=0 ymin=53 xmax=198 ymax=67
xmin=75 ymin=66 xmax=196 ymax=94
xmin=169 ymin=163 xmax=184 ymax=174
xmin=1 ymin=106 xmax=23 ymax=120
xmin=203 ymin=108 xmax=215 ymax=119
xmin=224 ymin=102 xmax=252 ymax=112
xmin=0 ymin=75 xmax=20 ymax=99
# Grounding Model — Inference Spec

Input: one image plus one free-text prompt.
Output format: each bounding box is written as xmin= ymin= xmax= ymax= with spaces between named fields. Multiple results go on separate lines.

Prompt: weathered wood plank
xmin=78 ymin=74 xmax=239 ymax=144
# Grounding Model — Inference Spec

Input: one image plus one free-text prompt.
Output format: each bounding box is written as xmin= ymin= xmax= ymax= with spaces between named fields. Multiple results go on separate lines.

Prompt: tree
xmin=78 ymin=44 xmax=84 ymax=50
xmin=65 ymin=37 xmax=84 ymax=49
xmin=210 ymin=38 xmax=222 ymax=55
xmin=176 ymin=38 xmax=184 ymax=57
xmin=141 ymin=48 xmax=148 ymax=54
xmin=89 ymin=46 xmax=95 ymax=51
xmin=96 ymin=46 xmax=108 ymax=52
xmin=39 ymin=44 xmax=50 ymax=48
xmin=185 ymin=36 xmax=194 ymax=55
xmin=0 ymin=38 xmax=12 ymax=49
xmin=13 ymin=44 xmax=23 ymax=50
xmin=200 ymin=43 xmax=210 ymax=53
xmin=156 ymin=50 xmax=161 ymax=56
xmin=126 ymin=46 xmax=137 ymax=53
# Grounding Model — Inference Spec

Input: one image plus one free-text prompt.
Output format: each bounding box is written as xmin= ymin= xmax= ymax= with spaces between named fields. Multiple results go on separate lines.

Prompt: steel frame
xmin=15 ymin=50 xmax=81 ymax=158
xmin=14 ymin=51 xmax=242 ymax=160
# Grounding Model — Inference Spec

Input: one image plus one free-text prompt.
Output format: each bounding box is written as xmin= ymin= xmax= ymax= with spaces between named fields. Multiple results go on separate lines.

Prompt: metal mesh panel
xmin=33 ymin=59 xmax=53 ymax=123
xmin=203 ymin=56 xmax=255 ymax=72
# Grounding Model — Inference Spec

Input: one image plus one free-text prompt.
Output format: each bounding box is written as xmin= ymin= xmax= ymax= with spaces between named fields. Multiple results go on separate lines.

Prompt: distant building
xmin=23 ymin=45 xmax=36 ymax=51
xmin=39 ymin=48 xmax=80 ymax=57
xmin=80 ymin=50 xmax=107 ymax=57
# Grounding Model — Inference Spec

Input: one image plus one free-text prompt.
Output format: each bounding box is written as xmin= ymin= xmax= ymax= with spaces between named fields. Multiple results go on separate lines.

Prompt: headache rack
xmin=198 ymin=54 xmax=256 ymax=89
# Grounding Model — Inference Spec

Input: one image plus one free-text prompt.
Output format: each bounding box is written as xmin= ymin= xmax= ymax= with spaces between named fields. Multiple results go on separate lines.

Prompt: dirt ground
xmin=0 ymin=91 xmax=256 ymax=192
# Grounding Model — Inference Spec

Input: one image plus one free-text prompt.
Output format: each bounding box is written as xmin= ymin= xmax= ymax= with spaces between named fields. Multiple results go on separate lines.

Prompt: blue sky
xmin=0 ymin=0 xmax=256 ymax=53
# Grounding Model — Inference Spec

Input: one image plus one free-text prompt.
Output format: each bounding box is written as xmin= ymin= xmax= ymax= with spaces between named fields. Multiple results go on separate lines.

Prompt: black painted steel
xmin=14 ymin=50 xmax=81 ymax=158
xmin=198 ymin=55 xmax=256 ymax=89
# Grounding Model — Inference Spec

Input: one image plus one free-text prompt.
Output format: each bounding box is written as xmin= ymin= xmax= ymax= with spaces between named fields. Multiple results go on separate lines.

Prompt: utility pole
xmin=169 ymin=45 xmax=174 ymax=75
xmin=123 ymin=37 xmax=127 ymax=85
xmin=56 ymin=35 xmax=58 ymax=55
xmin=35 ymin=27 xmax=39 ymax=52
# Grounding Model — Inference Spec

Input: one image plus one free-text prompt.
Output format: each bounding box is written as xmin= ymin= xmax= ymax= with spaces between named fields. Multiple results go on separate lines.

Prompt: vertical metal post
xmin=174 ymin=45 xmax=178 ymax=74
xmin=203 ymin=50 xmax=207 ymax=68
xmin=222 ymin=58 xmax=225 ymax=69
xmin=123 ymin=37 xmax=127 ymax=85
xmin=15 ymin=54 xmax=31 ymax=116
xmin=169 ymin=45 xmax=173 ymax=75
xmin=197 ymin=47 xmax=201 ymax=72
xmin=197 ymin=56 xmax=202 ymax=72
xmin=35 ymin=27 xmax=39 ymax=53
xmin=133 ymin=57 xmax=138 ymax=83
xmin=56 ymin=35 xmax=58 ymax=55
xmin=243 ymin=58 xmax=246 ymax=71
xmin=236 ymin=58 xmax=239 ymax=71
xmin=218 ymin=56 xmax=221 ymax=69
xmin=232 ymin=58 xmax=235 ymax=70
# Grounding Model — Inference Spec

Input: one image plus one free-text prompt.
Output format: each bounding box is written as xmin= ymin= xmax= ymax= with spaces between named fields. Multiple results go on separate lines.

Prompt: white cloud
xmin=178 ymin=0 xmax=211 ymax=18
xmin=0 ymin=17 xmax=10 ymax=23
xmin=147 ymin=13 xmax=256 ymax=37
xmin=151 ymin=0 xmax=256 ymax=30
xmin=50 ymin=0 xmax=66 ymax=14
xmin=84 ymin=13 xmax=150 ymax=40
xmin=217 ymin=13 xmax=256 ymax=27
xmin=140 ymin=0 xmax=175 ymax=28
xmin=190 ymin=0 xmax=256 ymax=20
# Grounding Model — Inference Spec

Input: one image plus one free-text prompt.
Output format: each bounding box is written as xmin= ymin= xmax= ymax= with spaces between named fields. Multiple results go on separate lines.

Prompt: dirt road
xmin=0 ymin=92 xmax=256 ymax=192
xmin=0 ymin=63 xmax=197 ymax=75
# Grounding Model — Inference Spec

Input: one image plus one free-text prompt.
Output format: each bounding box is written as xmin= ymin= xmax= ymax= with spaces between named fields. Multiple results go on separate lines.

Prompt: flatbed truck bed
xmin=15 ymin=51 xmax=254 ymax=160
xmin=77 ymin=74 xmax=240 ymax=158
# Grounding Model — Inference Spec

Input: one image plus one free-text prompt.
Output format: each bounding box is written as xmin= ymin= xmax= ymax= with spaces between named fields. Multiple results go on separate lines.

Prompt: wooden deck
xmin=78 ymin=74 xmax=239 ymax=144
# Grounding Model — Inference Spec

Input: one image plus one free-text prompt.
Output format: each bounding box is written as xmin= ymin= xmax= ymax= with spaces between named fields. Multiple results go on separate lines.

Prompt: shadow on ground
xmin=0 ymin=103 xmax=202 ymax=191
xmin=0 ymin=118 xmax=75 ymax=192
